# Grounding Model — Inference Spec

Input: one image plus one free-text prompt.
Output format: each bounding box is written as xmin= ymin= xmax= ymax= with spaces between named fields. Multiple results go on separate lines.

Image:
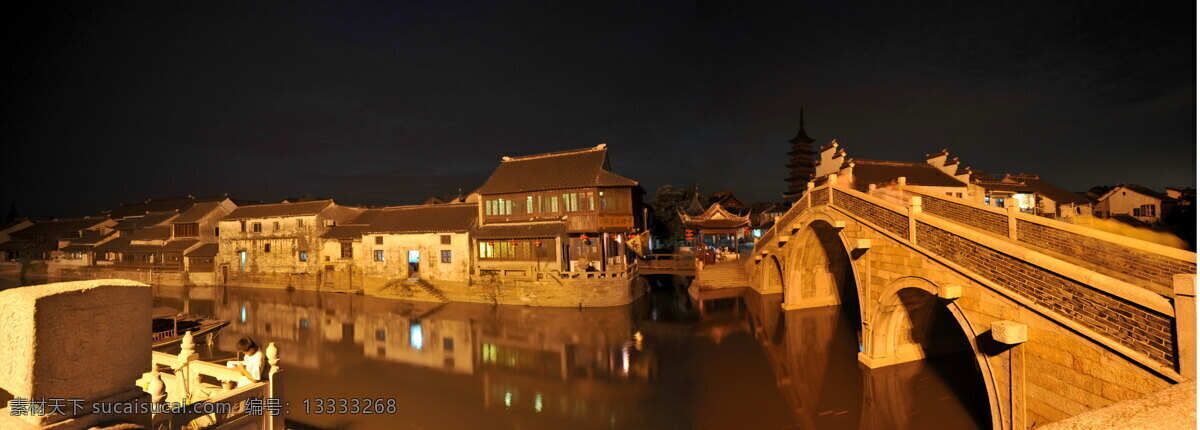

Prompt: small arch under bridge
xmin=748 ymin=182 xmax=1197 ymax=429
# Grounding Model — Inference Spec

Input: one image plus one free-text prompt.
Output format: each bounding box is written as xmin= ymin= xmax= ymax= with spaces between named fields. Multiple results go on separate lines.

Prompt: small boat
xmin=152 ymin=307 xmax=230 ymax=348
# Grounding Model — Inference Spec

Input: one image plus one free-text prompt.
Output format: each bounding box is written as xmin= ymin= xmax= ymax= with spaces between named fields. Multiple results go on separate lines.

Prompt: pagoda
xmin=784 ymin=110 xmax=816 ymax=200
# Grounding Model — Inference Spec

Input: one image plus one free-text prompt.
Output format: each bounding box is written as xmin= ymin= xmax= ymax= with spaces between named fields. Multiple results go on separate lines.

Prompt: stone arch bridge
xmin=747 ymin=181 xmax=1196 ymax=429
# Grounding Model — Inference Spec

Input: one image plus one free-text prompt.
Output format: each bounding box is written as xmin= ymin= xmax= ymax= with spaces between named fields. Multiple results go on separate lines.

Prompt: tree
xmin=650 ymin=185 xmax=704 ymax=250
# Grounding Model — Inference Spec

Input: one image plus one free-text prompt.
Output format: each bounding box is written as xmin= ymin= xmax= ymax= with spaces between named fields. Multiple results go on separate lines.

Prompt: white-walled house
xmin=1095 ymin=184 xmax=1174 ymax=224
xmin=320 ymin=204 xmax=477 ymax=291
xmin=217 ymin=199 xmax=363 ymax=287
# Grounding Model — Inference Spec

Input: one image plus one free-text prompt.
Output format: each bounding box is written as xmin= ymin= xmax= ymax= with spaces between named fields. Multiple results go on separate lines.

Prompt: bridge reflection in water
xmin=152 ymin=282 xmax=988 ymax=429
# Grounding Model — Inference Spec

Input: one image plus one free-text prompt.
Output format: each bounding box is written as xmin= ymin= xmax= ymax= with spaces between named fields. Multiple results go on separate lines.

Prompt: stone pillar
xmin=992 ymin=320 xmax=1028 ymax=430
xmin=0 ymin=279 xmax=152 ymax=429
xmin=1006 ymin=206 xmax=1018 ymax=240
xmin=909 ymin=196 xmax=922 ymax=243
xmin=1174 ymin=274 xmax=1196 ymax=379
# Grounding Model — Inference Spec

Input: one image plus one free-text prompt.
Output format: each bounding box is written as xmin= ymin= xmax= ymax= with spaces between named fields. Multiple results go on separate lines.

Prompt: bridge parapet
xmin=900 ymin=186 xmax=1196 ymax=296
xmin=755 ymin=183 xmax=1197 ymax=381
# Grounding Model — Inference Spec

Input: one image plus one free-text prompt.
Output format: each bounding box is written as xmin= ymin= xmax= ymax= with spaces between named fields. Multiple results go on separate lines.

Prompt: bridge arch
xmin=760 ymin=254 xmax=785 ymax=294
xmin=782 ymin=216 xmax=862 ymax=313
xmin=863 ymin=276 xmax=1000 ymax=429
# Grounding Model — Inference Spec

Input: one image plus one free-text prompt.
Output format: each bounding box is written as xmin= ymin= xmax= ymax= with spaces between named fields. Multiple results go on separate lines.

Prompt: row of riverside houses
xmin=799 ymin=140 xmax=1192 ymax=243
xmin=812 ymin=141 xmax=1097 ymax=220
xmin=0 ymin=144 xmax=650 ymax=307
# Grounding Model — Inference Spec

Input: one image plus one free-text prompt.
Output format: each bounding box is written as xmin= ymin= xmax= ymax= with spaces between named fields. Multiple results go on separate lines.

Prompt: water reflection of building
xmin=153 ymin=285 xmax=663 ymax=428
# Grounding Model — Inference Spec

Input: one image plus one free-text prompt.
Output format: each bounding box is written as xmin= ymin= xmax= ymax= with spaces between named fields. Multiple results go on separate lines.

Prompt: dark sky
xmin=2 ymin=1 xmax=1195 ymax=219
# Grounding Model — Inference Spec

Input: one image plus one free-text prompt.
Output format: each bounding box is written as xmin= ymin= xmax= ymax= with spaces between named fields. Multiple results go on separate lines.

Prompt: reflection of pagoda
xmin=784 ymin=110 xmax=816 ymax=201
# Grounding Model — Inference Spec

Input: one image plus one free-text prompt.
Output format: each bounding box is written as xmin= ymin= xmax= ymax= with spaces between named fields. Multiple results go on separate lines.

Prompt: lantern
xmin=580 ymin=234 xmax=589 ymax=241
xmin=534 ymin=240 xmax=542 ymax=247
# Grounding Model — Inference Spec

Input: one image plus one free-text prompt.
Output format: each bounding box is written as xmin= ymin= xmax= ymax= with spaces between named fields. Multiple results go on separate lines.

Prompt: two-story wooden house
xmin=472 ymin=144 xmax=643 ymax=277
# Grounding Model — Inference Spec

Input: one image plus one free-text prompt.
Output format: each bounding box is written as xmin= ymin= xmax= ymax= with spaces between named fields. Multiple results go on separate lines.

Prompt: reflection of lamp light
xmin=504 ymin=391 xmax=512 ymax=408
xmin=409 ymin=322 xmax=423 ymax=350
xmin=621 ymin=344 xmax=631 ymax=374
xmin=239 ymin=305 xmax=247 ymax=323
xmin=534 ymin=393 xmax=543 ymax=413
xmin=615 ymin=234 xmax=622 ymax=244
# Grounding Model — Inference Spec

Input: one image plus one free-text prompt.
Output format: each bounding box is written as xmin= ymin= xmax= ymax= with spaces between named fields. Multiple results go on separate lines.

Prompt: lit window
xmin=441 ymin=250 xmax=452 ymax=263
xmin=374 ymin=250 xmax=384 ymax=262
xmin=298 ymin=251 xmax=307 ymax=262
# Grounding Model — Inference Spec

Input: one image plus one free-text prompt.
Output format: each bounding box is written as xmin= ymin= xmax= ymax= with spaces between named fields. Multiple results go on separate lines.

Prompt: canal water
xmin=143 ymin=277 xmax=991 ymax=429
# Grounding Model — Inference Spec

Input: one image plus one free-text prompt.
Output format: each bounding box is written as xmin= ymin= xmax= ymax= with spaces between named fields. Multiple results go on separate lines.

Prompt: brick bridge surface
xmin=747 ymin=182 xmax=1197 ymax=430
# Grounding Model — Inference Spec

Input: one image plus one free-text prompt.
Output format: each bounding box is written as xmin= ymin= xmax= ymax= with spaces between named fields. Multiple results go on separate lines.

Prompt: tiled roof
xmin=322 ymin=224 xmax=371 ymax=239
xmin=162 ymin=239 xmax=200 ymax=252
xmin=472 ymin=222 xmax=565 ymax=239
xmin=185 ymin=243 xmax=219 ymax=257
xmin=94 ymin=237 xmax=155 ymax=253
xmin=477 ymin=145 xmax=637 ymax=194
xmin=849 ymin=159 xmax=966 ymax=191
xmin=1007 ymin=175 xmax=1092 ymax=204
xmin=977 ymin=181 xmax=1034 ymax=193
xmin=108 ymin=197 xmax=194 ymax=219
xmin=17 ymin=217 xmax=110 ymax=235
xmin=224 ymin=200 xmax=334 ymax=220
xmin=1121 ymin=184 xmax=1172 ymax=201
xmin=128 ymin=226 xmax=172 ymax=241
xmin=113 ymin=212 xmax=178 ymax=230
xmin=364 ymin=204 xmax=477 ymax=234
xmin=172 ymin=202 xmax=224 ymax=223
xmin=68 ymin=230 xmax=111 ymax=245
xmin=0 ymin=219 xmax=31 ymax=233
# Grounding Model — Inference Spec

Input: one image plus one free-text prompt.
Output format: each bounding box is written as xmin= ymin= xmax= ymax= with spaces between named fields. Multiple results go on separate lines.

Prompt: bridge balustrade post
xmin=1006 ymin=206 xmax=1018 ymax=240
xmin=267 ymin=342 xmax=285 ymax=430
xmin=1173 ymin=274 xmax=1196 ymax=379
xmin=908 ymin=196 xmax=921 ymax=243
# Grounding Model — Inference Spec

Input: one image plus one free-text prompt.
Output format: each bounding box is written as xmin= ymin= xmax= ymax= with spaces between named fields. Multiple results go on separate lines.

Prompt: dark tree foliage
xmin=650 ymin=185 xmax=704 ymax=250
xmin=1163 ymin=201 xmax=1196 ymax=251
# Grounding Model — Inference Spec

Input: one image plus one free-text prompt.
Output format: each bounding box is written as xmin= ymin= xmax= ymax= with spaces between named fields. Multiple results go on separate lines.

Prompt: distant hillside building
xmin=784 ymin=111 xmax=817 ymax=200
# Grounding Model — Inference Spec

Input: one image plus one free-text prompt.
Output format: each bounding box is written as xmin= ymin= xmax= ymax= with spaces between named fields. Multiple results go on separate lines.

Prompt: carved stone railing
xmin=754 ymin=181 xmax=1197 ymax=381
xmin=136 ymin=331 xmax=284 ymax=430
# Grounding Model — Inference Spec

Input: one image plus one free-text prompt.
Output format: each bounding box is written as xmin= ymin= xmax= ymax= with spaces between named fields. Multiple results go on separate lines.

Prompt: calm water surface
xmin=141 ymin=279 xmax=989 ymax=429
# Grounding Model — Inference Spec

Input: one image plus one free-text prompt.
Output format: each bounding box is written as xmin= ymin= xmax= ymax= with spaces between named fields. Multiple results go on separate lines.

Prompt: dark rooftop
xmin=476 ymin=145 xmax=637 ymax=195
xmin=224 ymin=200 xmax=335 ymax=220
xmin=849 ymin=159 xmax=967 ymax=191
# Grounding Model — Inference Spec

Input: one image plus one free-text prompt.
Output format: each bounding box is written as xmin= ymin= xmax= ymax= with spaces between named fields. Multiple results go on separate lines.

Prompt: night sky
xmin=2 ymin=1 xmax=1195 ymax=219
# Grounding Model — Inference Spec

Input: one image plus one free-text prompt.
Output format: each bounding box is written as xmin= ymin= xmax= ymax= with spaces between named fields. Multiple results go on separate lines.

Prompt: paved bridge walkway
xmin=747 ymin=179 xmax=1196 ymax=429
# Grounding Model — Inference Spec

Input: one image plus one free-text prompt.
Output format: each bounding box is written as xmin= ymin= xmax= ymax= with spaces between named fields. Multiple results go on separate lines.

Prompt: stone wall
xmin=832 ymin=190 xmax=908 ymax=237
xmin=921 ymin=193 xmax=1009 ymax=236
xmin=916 ymin=221 xmax=1175 ymax=367
xmin=1016 ymin=219 xmax=1196 ymax=293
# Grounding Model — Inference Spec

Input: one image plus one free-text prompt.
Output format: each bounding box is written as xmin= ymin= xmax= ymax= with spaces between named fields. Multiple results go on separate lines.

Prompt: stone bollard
xmin=0 ymin=279 xmax=152 ymax=429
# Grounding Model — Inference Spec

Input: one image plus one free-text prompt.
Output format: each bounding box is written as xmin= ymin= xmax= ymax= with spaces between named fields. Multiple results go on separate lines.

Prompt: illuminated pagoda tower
xmin=783 ymin=109 xmax=816 ymax=201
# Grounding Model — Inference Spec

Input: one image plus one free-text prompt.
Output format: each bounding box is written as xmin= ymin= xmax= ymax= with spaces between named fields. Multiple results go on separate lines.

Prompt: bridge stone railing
xmin=754 ymin=182 xmax=1197 ymax=380
xmin=901 ymin=187 xmax=1196 ymax=297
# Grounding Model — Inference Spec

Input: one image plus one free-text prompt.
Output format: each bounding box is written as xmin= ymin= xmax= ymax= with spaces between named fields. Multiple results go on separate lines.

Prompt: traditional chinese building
xmin=679 ymin=200 xmax=751 ymax=251
xmin=472 ymin=144 xmax=643 ymax=275
xmin=217 ymin=199 xmax=363 ymax=287
xmin=320 ymin=203 xmax=477 ymax=291
xmin=784 ymin=110 xmax=817 ymax=200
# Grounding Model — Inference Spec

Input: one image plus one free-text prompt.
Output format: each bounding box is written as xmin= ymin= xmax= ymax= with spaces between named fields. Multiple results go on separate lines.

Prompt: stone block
xmin=991 ymin=320 xmax=1028 ymax=344
xmin=0 ymin=280 xmax=151 ymax=408
xmin=937 ymin=284 xmax=962 ymax=300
